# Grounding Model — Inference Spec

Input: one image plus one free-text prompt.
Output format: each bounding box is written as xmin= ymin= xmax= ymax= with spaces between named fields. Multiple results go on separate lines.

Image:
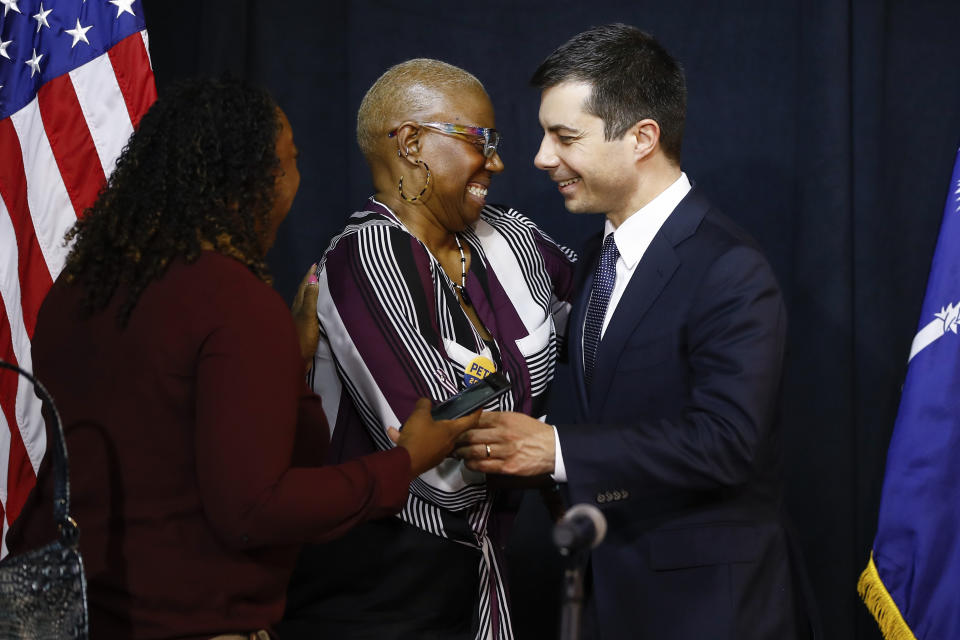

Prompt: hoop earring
xmin=398 ymin=161 xmax=431 ymax=203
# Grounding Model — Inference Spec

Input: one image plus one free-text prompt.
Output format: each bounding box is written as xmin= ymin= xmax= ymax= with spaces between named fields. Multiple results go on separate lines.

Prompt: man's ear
xmin=628 ymin=118 xmax=660 ymax=161
xmin=393 ymin=122 xmax=422 ymax=164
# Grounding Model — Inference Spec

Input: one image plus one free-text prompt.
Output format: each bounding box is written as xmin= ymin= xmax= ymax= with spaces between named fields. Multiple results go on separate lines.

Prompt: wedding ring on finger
xmin=485 ymin=443 xmax=492 ymax=458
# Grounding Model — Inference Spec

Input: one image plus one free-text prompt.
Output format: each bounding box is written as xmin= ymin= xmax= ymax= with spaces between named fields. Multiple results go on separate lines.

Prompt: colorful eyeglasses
xmin=388 ymin=121 xmax=501 ymax=158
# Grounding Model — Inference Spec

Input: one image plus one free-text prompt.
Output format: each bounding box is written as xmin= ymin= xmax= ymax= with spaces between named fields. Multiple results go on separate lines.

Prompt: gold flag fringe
xmin=858 ymin=551 xmax=918 ymax=640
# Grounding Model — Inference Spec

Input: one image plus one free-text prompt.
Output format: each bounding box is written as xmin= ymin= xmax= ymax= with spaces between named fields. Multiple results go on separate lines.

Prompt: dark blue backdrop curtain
xmin=140 ymin=2 xmax=960 ymax=638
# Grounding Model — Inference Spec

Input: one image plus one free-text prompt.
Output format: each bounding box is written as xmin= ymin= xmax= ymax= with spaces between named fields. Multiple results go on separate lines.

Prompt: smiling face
xmin=534 ymin=81 xmax=640 ymax=222
xmin=417 ymin=86 xmax=505 ymax=231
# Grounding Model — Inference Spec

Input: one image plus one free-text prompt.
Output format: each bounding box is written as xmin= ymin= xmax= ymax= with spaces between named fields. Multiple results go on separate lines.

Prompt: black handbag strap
xmin=0 ymin=359 xmax=78 ymax=547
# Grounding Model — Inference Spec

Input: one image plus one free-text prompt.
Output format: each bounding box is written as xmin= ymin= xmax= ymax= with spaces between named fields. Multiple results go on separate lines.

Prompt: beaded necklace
xmin=452 ymin=235 xmax=471 ymax=306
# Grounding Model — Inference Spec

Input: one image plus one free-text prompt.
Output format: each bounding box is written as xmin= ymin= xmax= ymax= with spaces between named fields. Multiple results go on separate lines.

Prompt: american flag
xmin=0 ymin=0 xmax=155 ymax=557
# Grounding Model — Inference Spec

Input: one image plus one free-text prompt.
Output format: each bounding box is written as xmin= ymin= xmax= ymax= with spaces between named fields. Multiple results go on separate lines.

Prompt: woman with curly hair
xmin=8 ymin=76 xmax=477 ymax=639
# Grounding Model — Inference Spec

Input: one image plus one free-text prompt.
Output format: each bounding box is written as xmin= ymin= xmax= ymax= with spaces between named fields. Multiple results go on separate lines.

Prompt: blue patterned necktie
xmin=583 ymin=234 xmax=619 ymax=387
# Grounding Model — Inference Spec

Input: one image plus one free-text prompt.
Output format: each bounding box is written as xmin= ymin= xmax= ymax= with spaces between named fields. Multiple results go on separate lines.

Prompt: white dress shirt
xmin=552 ymin=173 xmax=692 ymax=482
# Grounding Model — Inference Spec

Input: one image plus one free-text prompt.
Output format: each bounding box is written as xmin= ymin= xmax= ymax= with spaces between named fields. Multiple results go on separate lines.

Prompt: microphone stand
xmin=558 ymin=548 xmax=589 ymax=640
xmin=553 ymin=502 xmax=605 ymax=640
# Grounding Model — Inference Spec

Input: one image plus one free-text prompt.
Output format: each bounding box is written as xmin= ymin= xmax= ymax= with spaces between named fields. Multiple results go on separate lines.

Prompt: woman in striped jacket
xmin=280 ymin=59 xmax=576 ymax=640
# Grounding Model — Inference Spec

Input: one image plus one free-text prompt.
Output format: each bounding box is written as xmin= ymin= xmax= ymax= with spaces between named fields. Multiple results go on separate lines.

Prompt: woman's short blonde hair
xmin=357 ymin=58 xmax=485 ymax=158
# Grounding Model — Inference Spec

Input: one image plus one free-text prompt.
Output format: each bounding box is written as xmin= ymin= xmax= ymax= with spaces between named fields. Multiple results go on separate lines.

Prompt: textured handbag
xmin=0 ymin=360 xmax=89 ymax=639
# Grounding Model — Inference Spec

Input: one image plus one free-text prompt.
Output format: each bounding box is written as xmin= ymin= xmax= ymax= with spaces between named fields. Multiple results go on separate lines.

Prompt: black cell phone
xmin=430 ymin=372 xmax=511 ymax=420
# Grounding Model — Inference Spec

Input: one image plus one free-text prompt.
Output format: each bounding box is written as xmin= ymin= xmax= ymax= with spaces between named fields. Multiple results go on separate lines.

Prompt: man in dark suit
xmin=458 ymin=24 xmax=805 ymax=639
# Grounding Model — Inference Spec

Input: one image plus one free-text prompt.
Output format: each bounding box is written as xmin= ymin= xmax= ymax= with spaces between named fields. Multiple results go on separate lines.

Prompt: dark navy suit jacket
xmin=558 ymin=186 xmax=801 ymax=640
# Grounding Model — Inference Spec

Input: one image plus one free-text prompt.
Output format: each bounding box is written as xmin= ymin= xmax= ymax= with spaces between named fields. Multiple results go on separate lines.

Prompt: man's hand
xmin=291 ymin=263 xmax=319 ymax=371
xmin=454 ymin=411 xmax=555 ymax=476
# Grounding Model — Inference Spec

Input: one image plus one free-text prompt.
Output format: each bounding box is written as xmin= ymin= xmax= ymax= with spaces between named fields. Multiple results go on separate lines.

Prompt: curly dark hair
xmin=61 ymin=75 xmax=281 ymax=323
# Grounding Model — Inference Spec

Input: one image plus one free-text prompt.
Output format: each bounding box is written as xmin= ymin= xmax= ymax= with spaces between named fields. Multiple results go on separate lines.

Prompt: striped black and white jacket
xmin=310 ymin=197 xmax=576 ymax=640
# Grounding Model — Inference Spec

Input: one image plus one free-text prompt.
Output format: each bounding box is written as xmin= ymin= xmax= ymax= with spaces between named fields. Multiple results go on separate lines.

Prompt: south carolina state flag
xmin=858 ymin=147 xmax=960 ymax=639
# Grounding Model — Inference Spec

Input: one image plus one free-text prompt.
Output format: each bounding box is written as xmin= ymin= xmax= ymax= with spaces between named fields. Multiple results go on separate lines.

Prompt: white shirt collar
xmin=604 ymin=172 xmax=692 ymax=269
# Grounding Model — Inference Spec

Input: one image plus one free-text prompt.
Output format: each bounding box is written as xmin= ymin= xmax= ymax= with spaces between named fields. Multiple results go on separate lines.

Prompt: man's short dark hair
xmin=531 ymin=23 xmax=686 ymax=164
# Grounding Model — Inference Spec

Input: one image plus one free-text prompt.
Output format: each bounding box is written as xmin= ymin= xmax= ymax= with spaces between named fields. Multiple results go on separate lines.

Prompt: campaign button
xmin=464 ymin=355 xmax=496 ymax=387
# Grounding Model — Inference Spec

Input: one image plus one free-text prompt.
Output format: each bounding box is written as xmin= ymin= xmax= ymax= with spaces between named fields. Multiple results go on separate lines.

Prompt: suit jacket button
xmin=622 ymin=489 xmax=630 ymax=499
xmin=604 ymin=491 xmax=614 ymax=502
xmin=596 ymin=493 xmax=606 ymax=503
xmin=612 ymin=490 xmax=622 ymax=501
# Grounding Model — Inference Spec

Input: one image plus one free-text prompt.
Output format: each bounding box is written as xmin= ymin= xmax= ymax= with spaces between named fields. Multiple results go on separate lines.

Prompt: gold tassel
xmin=857 ymin=552 xmax=918 ymax=640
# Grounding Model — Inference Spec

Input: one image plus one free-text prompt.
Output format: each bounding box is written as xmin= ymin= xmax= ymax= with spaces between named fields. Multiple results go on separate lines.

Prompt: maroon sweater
xmin=9 ymin=252 xmax=411 ymax=639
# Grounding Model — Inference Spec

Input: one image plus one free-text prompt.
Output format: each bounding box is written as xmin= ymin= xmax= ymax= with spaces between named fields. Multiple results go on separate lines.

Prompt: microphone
xmin=553 ymin=503 xmax=607 ymax=555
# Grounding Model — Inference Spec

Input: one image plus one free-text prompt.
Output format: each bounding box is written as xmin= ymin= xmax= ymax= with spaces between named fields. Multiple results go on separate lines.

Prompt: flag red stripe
xmin=108 ymin=32 xmax=158 ymax=130
xmin=37 ymin=75 xmax=107 ymax=218
xmin=0 ymin=119 xmax=54 ymax=336
xmin=0 ymin=304 xmax=36 ymax=527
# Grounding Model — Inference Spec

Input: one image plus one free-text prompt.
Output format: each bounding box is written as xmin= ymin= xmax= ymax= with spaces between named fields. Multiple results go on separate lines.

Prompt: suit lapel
xmin=588 ymin=186 xmax=710 ymax=415
xmin=570 ymin=234 xmax=601 ymax=417
xmin=588 ymin=235 xmax=678 ymax=412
